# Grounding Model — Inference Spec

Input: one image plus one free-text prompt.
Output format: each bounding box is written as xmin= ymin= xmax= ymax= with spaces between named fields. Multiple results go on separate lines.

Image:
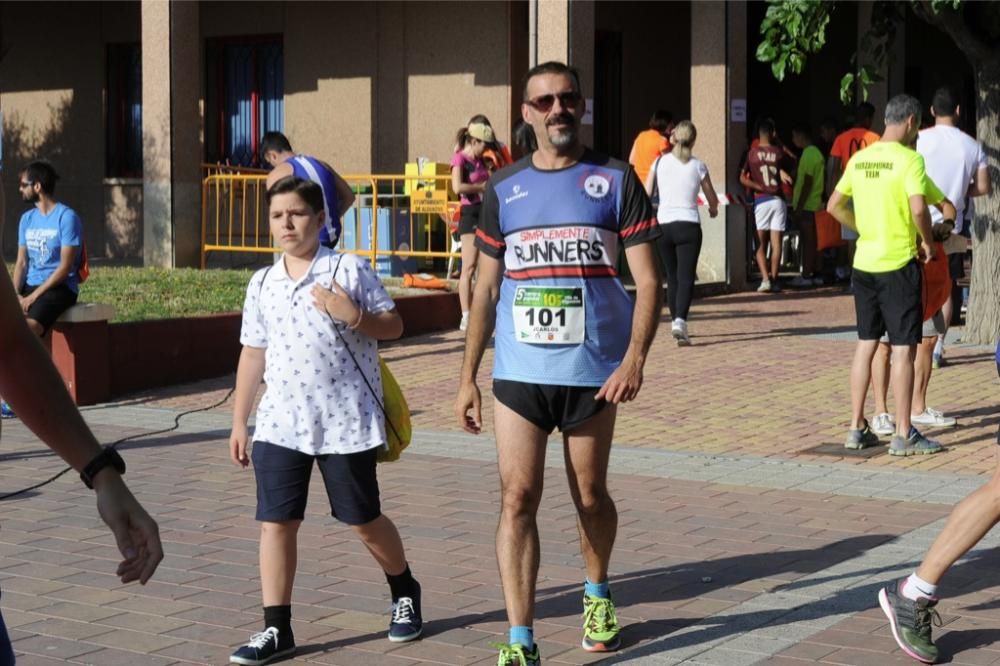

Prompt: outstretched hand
xmin=94 ymin=474 xmax=163 ymax=585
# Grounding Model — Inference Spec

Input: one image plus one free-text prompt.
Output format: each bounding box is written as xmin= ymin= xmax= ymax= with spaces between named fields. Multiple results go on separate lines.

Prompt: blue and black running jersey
xmin=289 ymin=155 xmax=341 ymax=247
xmin=475 ymin=149 xmax=659 ymax=386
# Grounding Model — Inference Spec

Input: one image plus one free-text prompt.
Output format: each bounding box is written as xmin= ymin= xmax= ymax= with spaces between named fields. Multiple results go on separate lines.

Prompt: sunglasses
xmin=18 ymin=181 xmax=33 ymax=188
xmin=526 ymin=91 xmax=582 ymax=112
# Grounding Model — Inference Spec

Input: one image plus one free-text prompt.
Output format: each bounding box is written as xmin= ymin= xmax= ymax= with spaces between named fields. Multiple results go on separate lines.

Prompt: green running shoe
xmin=493 ymin=642 xmax=540 ymax=666
xmin=582 ymin=594 xmax=621 ymax=652
xmin=877 ymin=578 xmax=941 ymax=664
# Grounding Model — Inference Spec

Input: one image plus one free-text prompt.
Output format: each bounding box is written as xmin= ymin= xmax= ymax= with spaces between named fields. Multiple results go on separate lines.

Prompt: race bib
xmin=512 ymin=286 xmax=585 ymax=344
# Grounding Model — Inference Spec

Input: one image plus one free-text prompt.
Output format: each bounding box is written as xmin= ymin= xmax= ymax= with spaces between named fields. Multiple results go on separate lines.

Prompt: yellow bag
xmin=377 ymin=356 xmax=411 ymax=463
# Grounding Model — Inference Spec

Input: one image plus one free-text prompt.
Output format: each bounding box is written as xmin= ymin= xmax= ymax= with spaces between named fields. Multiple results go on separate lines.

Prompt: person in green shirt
xmin=789 ymin=125 xmax=826 ymax=287
xmin=827 ymin=93 xmax=938 ymax=457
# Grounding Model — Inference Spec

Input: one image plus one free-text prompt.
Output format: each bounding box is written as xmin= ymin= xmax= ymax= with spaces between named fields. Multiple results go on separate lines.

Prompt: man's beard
xmin=22 ymin=191 xmax=39 ymax=204
xmin=547 ymin=114 xmax=578 ymax=148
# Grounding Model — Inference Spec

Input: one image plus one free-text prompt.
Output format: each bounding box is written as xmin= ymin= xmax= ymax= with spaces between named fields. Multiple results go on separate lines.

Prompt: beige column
xmin=141 ymin=0 xmax=201 ymax=268
xmin=531 ymin=0 xmax=595 ymax=146
xmin=691 ymin=0 xmax=747 ymax=289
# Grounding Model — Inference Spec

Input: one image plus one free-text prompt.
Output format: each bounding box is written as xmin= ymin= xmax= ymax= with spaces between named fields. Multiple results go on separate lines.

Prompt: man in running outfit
xmin=261 ymin=131 xmax=355 ymax=249
xmin=455 ymin=61 xmax=663 ymax=666
xmin=826 ymin=94 xmax=940 ymax=457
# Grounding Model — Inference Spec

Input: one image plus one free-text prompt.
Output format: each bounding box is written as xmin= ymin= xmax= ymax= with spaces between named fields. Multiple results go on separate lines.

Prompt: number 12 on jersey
xmin=513 ymin=286 xmax=586 ymax=345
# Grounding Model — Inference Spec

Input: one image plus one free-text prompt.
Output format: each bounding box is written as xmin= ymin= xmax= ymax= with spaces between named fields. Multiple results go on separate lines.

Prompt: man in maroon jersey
xmin=741 ymin=118 xmax=794 ymax=292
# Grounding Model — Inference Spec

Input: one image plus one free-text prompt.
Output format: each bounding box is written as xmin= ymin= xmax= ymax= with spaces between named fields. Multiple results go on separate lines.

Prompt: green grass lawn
xmin=4 ymin=264 xmax=449 ymax=323
xmin=82 ymin=266 xmax=256 ymax=322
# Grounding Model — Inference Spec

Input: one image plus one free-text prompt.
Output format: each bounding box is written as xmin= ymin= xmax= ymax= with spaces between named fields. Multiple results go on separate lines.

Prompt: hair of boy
xmin=857 ymin=102 xmax=876 ymax=126
xmin=931 ymin=86 xmax=958 ymax=117
xmin=22 ymin=160 xmax=59 ymax=195
xmin=649 ymin=109 xmax=674 ymax=133
xmin=521 ymin=60 xmax=581 ymax=99
xmin=884 ymin=94 xmax=922 ymax=127
xmin=756 ymin=117 xmax=776 ymax=136
xmin=260 ymin=131 xmax=293 ymax=161
xmin=266 ymin=175 xmax=325 ymax=214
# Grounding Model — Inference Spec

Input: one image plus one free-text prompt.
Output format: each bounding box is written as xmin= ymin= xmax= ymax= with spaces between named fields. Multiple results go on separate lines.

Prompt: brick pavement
xmin=1 ymin=287 xmax=998 ymax=665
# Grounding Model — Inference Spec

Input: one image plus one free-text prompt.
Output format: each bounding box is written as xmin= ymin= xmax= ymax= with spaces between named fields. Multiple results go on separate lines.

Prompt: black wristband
xmin=80 ymin=446 xmax=126 ymax=489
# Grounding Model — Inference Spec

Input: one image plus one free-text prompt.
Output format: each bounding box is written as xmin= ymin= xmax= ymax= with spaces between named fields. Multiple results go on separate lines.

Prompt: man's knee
xmin=260 ymin=520 xmax=301 ymax=538
xmin=500 ymin=484 xmax=542 ymax=518
xmin=573 ymin=483 xmax=612 ymax=516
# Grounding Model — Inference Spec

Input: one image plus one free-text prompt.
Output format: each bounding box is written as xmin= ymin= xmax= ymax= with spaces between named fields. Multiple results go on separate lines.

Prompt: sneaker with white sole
xmin=871 ymin=412 xmax=895 ymax=436
xmin=911 ymin=408 xmax=956 ymax=428
xmin=757 ymin=280 xmax=772 ymax=293
xmin=671 ymin=319 xmax=690 ymax=346
xmin=230 ymin=627 xmax=295 ymax=665
xmin=388 ymin=582 xmax=423 ymax=643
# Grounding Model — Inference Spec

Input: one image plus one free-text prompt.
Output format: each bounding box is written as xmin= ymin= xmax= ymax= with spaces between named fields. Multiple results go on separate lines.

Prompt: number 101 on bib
xmin=512 ymin=286 xmax=585 ymax=345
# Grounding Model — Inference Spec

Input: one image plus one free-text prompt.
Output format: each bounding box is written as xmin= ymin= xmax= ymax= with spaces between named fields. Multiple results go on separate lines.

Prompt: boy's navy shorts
xmin=251 ymin=441 xmax=381 ymax=526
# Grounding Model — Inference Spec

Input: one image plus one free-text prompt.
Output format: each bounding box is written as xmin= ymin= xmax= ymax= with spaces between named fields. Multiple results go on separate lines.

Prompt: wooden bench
xmin=50 ymin=303 xmax=115 ymax=406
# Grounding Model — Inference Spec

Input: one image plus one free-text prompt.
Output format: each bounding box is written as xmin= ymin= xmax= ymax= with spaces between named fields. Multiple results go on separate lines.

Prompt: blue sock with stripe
xmin=585 ymin=578 xmax=610 ymax=599
xmin=509 ymin=625 xmax=533 ymax=649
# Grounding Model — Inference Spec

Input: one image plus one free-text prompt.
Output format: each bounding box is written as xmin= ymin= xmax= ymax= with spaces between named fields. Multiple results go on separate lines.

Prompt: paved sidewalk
xmin=1 ymin=287 xmax=998 ymax=665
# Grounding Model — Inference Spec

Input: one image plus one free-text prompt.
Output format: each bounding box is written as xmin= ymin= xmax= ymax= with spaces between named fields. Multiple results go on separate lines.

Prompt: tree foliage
xmin=756 ymin=0 xmax=1000 ymax=346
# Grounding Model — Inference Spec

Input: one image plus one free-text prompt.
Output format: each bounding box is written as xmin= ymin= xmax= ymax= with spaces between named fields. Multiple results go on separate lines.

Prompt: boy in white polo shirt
xmin=229 ymin=177 xmax=422 ymax=665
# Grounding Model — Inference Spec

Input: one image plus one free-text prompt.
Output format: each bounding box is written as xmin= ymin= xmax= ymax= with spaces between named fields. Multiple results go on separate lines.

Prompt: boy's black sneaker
xmin=388 ymin=581 xmax=423 ymax=642
xmin=230 ymin=627 xmax=296 ymax=665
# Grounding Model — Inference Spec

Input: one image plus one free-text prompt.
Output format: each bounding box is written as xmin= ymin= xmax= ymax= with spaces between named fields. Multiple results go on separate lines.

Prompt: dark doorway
xmin=594 ymin=29 xmax=623 ymax=157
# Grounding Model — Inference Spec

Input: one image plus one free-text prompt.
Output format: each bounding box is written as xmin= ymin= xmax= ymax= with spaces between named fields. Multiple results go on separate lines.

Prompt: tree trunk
xmin=964 ymin=55 xmax=1000 ymax=346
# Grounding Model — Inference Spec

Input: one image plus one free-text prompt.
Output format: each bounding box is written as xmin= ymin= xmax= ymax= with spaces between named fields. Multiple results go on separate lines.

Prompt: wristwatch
xmin=80 ymin=446 xmax=126 ymax=489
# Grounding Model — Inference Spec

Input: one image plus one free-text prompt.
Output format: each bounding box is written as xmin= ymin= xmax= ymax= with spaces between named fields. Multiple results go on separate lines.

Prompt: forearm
xmin=0 ymin=273 xmax=102 ymax=470
xmin=27 ymin=262 xmax=73 ymax=297
xmin=11 ymin=261 xmax=26 ymax=292
xmin=827 ymin=196 xmax=856 ymax=231
xmin=623 ymin=271 xmax=662 ymax=367
xmin=353 ymin=309 xmax=403 ymax=340
xmin=460 ymin=281 xmax=499 ymax=384
xmin=232 ymin=348 xmax=265 ymax=426
xmin=913 ymin=210 xmax=934 ymax=246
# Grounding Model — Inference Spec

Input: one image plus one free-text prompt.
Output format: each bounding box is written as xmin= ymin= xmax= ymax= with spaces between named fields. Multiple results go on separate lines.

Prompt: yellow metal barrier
xmin=200 ymin=173 xmax=461 ymax=272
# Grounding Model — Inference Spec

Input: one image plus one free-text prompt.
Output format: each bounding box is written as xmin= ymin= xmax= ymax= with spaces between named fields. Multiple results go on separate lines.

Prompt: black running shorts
xmin=458 ymin=203 xmax=482 ymax=236
xmin=852 ymin=260 xmax=922 ymax=345
xmin=493 ymin=379 xmax=608 ymax=434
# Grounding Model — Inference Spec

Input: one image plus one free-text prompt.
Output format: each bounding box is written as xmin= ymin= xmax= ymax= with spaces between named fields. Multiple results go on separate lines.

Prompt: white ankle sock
xmin=901 ymin=573 xmax=937 ymax=600
xmin=934 ymin=336 xmax=945 ymax=356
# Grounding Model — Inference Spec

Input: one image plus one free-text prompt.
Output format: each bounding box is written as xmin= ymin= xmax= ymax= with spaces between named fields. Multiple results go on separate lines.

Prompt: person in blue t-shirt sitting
xmin=2 ymin=161 xmax=84 ymax=419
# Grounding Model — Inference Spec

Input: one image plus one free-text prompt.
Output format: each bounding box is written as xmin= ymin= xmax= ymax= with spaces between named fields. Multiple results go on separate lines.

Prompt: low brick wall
xmin=51 ymin=291 xmax=460 ymax=405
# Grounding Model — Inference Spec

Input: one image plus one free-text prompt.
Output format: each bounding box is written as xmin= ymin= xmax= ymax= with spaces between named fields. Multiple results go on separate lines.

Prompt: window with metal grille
xmin=106 ymin=43 xmax=142 ymax=178
xmin=205 ymin=37 xmax=284 ymax=168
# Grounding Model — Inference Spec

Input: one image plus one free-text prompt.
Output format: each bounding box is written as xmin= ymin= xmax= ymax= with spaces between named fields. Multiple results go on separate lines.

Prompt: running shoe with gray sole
xmin=889 ymin=427 xmax=943 ymax=456
xmin=845 ymin=420 xmax=880 ymax=450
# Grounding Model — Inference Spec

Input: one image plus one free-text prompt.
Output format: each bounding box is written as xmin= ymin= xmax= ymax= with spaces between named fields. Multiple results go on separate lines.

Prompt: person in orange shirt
xmin=828 ymin=103 xmax=880 ymax=280
xmin=628 ymin=110 xmax=673 ymax=187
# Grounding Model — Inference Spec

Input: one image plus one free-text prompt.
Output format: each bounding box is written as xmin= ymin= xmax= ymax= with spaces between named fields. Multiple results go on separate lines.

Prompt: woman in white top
xmin=644 ymin=121 xmax=719 ymax=345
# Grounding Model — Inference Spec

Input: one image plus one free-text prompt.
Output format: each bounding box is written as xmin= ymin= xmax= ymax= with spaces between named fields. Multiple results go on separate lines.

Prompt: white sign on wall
xmin=731 ymin=99 xmax=747 ymax=123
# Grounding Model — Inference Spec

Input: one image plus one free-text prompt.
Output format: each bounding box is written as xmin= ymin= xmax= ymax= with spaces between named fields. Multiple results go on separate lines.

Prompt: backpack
xmin=77 ymin=241 xmax=90 ymax=284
